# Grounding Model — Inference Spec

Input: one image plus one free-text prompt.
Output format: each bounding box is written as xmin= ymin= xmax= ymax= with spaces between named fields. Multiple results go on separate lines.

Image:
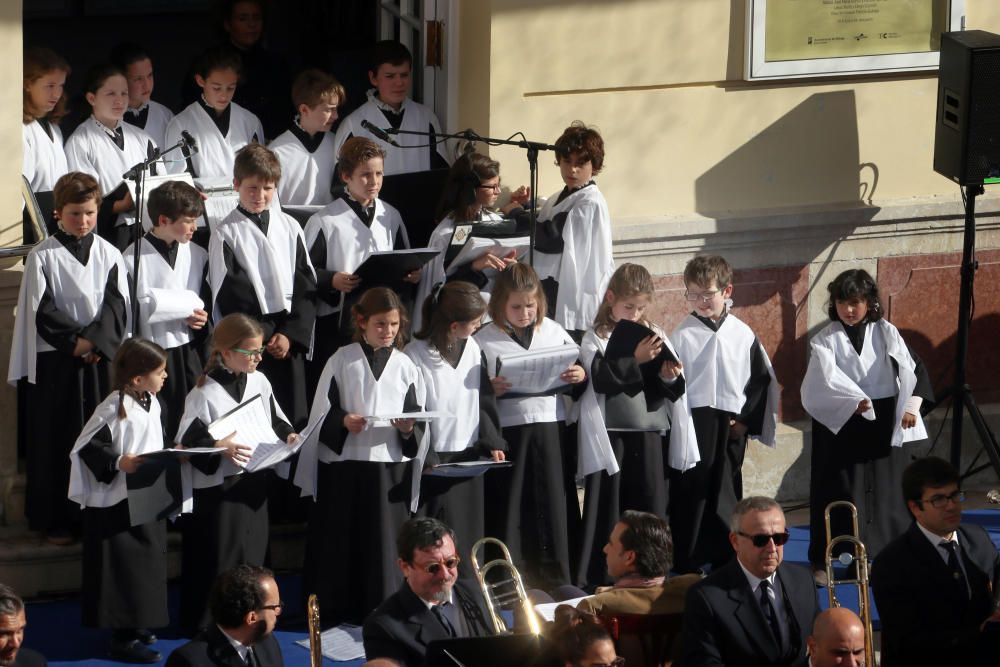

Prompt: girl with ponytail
xmin=68 ymin=338 xmax=171 ymax=661
xmin=175 ymin=313 xmax=299 ymax=633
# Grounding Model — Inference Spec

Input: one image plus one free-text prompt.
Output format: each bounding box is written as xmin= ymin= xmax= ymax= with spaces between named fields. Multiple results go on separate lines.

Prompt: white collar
xmin=366 ymin=88 xmax=408 ymax=114
xmin=737 ymin=559 xmax=778 ymax=592
xmin=128 ymin=101 xmax=149 ymax=114
xmin=410 ymin=584 xmax=454 ymax=610
xmin=217 ymin=625 xmax=251 ymax=661
xmin=90 ymin=115 xmax=122 ymax=139
xmin=916 ymin=520 xmax=958 ymax=549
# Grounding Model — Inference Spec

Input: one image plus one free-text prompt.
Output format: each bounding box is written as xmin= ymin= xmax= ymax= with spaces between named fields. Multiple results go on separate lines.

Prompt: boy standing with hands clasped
xmin=668 ymin=255 xmax=779 ymax=574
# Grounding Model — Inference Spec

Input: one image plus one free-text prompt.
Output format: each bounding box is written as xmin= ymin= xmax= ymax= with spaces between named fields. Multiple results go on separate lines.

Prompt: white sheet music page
xmin=498 ymin=343 xmax=580 ymax=394
xmin=294 ymin=623 xmax=366 ymax=661
xmin=206 ymin=394 xmax=281 ymax=467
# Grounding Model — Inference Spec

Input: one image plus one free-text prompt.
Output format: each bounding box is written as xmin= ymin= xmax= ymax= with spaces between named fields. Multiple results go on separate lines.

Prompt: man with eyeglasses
xmin=871 ymin=457 xmax=1000 ymax=667
xmin=166 ymin=564 xmax=284 ymax=667
xmin=682 ymin=496 xmax=819 ymax=667
xmin=363 ymin=517 xmax=493 ymax=667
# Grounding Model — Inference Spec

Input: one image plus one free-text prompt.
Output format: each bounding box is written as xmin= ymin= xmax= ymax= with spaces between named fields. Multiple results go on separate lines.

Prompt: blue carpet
xmin=19 ymin=510 xmax=1000 ymax=664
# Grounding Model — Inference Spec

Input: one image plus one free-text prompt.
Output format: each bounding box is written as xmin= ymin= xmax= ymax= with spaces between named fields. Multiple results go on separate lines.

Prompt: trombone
xmin=824 ymin=501 xmax=877 ymax=667
xmin=470 ymin=537 xmax=541 ymax=635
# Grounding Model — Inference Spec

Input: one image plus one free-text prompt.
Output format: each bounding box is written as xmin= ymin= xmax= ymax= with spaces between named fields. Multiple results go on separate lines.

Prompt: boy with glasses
xmin=363 ymin=518 xmax=493 ymax=667
xmin=872 ymin=457 xmax=1000 ymax=667
xmin=682 ymin=497 xmax=819 ymax=667
xmin=668 ymin=255 xmax=779 ymax=573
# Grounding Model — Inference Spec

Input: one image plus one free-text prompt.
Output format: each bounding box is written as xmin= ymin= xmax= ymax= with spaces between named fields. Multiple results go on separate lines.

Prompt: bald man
xmin=806 ymin=608 xmax=865 ymax=667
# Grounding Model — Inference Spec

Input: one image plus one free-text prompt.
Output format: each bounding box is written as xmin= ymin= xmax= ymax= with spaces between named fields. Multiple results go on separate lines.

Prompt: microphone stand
xmin=122 ymin=137 xmax=190 ymax=337
xmin=382 ymin=126 xmax=558 ymax=265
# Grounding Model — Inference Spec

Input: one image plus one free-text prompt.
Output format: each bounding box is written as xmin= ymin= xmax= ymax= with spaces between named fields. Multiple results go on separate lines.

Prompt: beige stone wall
xmin=0 ymin=4 xmax=24 ymax=525
xmin=478 ymin=0 xmax=1000 ymax=222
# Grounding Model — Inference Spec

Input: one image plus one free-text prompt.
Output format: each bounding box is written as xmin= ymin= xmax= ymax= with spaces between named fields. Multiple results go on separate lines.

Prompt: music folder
xmin=126 ymin=455 xmax=184 ymax=527
xmin=604 ymin=319 xmax=678 ymax=366
xmin=354 ymin=248 xmax=439 ymax=285
xmin=425 ymin=634 xmax=553 ymax=667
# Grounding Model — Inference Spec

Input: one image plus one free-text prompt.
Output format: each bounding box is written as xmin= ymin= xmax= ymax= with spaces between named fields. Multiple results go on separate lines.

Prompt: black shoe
xmin=109 ymin=639 xmax=162 ymax=664
xmin=135 ymin=629 xmax=157 ymax=645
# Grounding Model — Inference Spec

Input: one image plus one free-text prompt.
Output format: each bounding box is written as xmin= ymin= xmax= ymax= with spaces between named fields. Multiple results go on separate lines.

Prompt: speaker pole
xmin=948 ymin=184 xmax=1000 ymax=480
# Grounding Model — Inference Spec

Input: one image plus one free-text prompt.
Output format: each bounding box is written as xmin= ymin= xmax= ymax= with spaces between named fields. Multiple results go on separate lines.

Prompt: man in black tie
xmin=871 ymin=457 xmax=1000 ymax=667
xmin=166 ymin=565 xmax=283 ymax=667
xmin=363 ymin=517 xmax=493 ymax=667
xmin=681 ymin=496 xmax=820 ymax=667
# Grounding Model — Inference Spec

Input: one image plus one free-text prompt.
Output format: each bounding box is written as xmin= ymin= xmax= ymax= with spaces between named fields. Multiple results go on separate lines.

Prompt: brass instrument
xmin=824 ymin=501 xmax=876 ymax=667
xmin=307 ymin=593 xmax=322 ymax=667
xmin=470 ymin=537 xmax=541 ymax=635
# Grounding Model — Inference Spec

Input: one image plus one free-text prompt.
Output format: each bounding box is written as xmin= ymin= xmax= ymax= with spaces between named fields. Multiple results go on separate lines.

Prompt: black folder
xmin=354 ymin=248 xmax=439 ymax=285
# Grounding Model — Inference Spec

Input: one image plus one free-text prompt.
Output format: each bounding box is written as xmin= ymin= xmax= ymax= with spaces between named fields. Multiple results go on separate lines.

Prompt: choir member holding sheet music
xmin=574 ymin=264 xmax=692 ymax=588
xmin=9 ymin=173 xmax=130 ymax=545
xmin=174 ymin=314 xmax=299 ymax=634
xmin=413 ymin=153 xmax=529 ymax=329
xmin=303 ymin=137 xmax=421 ymax=388
xmin=473 ymin=263 xmax=587 ymax=588
xmin=65 ymin=64 xmax=160 ymax=252
xmin=208 ymin=143 xmax=317 ymax=429
xmin=406 ymin=281 xmax=507 ymax=577
xmin=124 ymin=181 xmax=210 ymax=438
xmin=68 ymin=339 xmax=174 ymax=663
xmin=294 ymin=287 xmax=428 ymax=627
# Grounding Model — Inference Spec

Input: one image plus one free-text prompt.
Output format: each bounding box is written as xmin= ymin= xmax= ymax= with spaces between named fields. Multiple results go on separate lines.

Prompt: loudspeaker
xmin=934 ymin=30 xmax=1000 ymax=185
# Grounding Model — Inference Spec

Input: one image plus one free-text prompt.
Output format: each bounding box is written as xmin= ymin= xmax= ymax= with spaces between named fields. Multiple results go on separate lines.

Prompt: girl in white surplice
xmin=801 ymin=269 xmax=933 ymax=581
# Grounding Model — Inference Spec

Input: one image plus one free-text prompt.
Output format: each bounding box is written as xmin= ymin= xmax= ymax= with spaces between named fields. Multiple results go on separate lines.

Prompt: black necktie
xmin=940 ymin=541 xmax=970 ymax=599
xmin=758 ymin=580 xmax=783 ymax=648
xmin=432 ymin=603 xmax=457 ymax=637
xmin=245 ymin=648 xmax=257 ymax=667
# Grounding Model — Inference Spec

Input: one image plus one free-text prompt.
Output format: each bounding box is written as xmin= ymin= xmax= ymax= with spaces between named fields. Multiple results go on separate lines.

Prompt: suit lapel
xmin=775 ymin=564 xmax=807 ymax=655
xmin=905 ymin=523 xmax=967 ymax=607
xmin=398 ymin=583 xmax=452 ymax=647
xmin=722 ymin=562 xmax=780 ymax=662
xmin=206 ymin=626 xmax=249 ymax=667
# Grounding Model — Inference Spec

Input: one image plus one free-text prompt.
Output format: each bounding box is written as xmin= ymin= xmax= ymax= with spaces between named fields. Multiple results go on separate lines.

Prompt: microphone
xmin=361 ymin=119 xmax=401 ymax=147
xmin=180 ymin=130 xmax=199 ymax=154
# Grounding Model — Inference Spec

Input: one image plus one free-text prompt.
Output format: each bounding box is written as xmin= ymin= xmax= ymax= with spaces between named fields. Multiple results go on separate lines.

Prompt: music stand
xmin=379 ymin=168 xmax=451 ymax=248
xmin=425 ymin=634 xmax=553 ymax=667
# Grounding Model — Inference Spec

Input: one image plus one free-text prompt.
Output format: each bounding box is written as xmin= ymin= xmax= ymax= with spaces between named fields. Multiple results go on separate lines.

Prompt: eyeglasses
xmin=232 ymin=346 xmax=265 ymax=358
xmin=259 ymin=600 xmax=284 ymax=612
xmin=684 ymin=289 xmax=720 ymax=303
xmin=736 ymin=531 xmax=790 ymax=548
xmin=411 ymin=556 xmax=461 ymax=575
xmin=477 ymin=182 xmax=502 ymax=192
xmin=919 ymin=490 xmax=966 ymax=509
xmin=588 ymin=658 xmax=625 ymax=667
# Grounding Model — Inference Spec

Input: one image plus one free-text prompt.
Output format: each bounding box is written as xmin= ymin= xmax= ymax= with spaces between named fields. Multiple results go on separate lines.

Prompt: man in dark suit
xmin=871 ymin=456 xmax=1000 ymax=667
xmin=363 ymin=517 xmax=493 ymax=667
xmin=681 ymin=496 xmax=820 ymax=667
xmin=0 ymin=583 xmax=46 ymax=667
xmin=166 ymin=564 xmax=283 ymax=667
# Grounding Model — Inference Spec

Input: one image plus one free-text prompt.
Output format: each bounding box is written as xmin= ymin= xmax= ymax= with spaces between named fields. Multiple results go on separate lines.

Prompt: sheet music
xmin=243 ymin=411 xmax=325 ymax=472
xmin=125 ymin=172 xmax=195 ymax=230
xmin=361 ymin=410 xmax=447 ymax=427
xmin=144 ymin=287 xmax=204 ymax=322
xmin=534 ymin=597 xmax=591 ymax=622
xmin=448 ymin=235 xmax=530 ymax=270
xmin=206 ymin=394 xmax=281 ymax=465
xmin=498 ymin=344 xmax=580 ymax=394
xmin=294 ymin=623 xmax=366 ymax=661
xmin=425 ymin=460 xmax=513 ymax=478
xmin=202 ymin=191 xmax=241 ymax=231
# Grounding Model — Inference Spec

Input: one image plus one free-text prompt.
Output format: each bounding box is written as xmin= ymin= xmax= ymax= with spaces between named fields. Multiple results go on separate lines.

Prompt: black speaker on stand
xmin=932 ymin=30 xmax=1000 ymax=480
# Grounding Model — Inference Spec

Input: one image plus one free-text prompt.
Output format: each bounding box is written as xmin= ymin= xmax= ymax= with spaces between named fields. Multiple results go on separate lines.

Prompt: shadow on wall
xmin=694 ymin=90 xmax=871 ymax=215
